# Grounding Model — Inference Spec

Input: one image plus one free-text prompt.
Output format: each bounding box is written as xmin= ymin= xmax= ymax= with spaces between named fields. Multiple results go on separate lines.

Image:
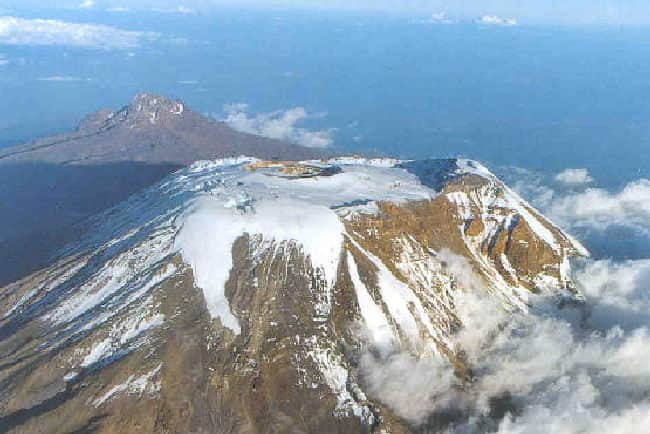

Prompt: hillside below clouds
xmin=0 ymin=94 xmax=324 ymax=285
xmin=0 ymin=157 xmax=589 ymax=433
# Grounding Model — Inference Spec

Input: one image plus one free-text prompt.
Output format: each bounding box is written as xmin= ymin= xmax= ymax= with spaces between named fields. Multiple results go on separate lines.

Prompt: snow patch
xmin=348 ymin=238 xmax=440 ymax=353
xmin=63 ymin=371 xmax=78 ymax=382
xmin=93 ymin=363 xmax=162 ymax=407
xmin=4 ymin=257 xmax=89 ymax=319
xmin=176 ymin=198 xmax=344 ymax=334
xmin=327 ymin=156 xmax=401 ymax=167
xmin=44 ymin=232 xmax=174 ymax=325
xmin=307 ymin=338 xmax=374 ymax=424
xmin=346 ymin=253 xmax=396 ymax=351
xmin=81 ymin=300 xmax=163 ymax=369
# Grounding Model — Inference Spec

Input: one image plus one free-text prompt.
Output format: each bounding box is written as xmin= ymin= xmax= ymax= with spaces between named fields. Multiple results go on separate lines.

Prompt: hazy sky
xmin=4 ymin=0 xmax=650 ymax=25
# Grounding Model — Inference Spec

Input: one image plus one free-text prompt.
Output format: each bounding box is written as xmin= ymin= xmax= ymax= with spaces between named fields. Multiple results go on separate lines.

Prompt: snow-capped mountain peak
xmin=0 ymin=157 xmax=586 ymax=433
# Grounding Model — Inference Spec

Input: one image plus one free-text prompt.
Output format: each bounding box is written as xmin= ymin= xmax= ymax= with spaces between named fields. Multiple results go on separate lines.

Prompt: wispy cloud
xmin=576 ymin=258 xmax=650 ymax=330
xmin=151 ymin=6 xmax=196 ymax=14
xmin=555 ymin=168 xmax=594 ymax=185
xmin=360 ymin=350 xmax=456 ymax=425
xmin=37 ymin=75 xmax=89 ymax=82
xmin=477 ymin=15 xmax=519 ymax=26
xmin=0 ymin=16 xmax=156 ymax=49
xmin=222 ymin=103 xmax=335 ymax=148
xmin=106 ymin=6 xmax=130 ymax=12
xmin=503 ymin=166 xmax=650 ymax=259
xmin=549 ymin=179 xmax=650 ymax=234
xmin=427 ymin=12 xmax=456 ymax=24
xmin=0 ymin=54 xmax=7 ymax=65
xmin=78 ymin=0 xmax=94 ymax=9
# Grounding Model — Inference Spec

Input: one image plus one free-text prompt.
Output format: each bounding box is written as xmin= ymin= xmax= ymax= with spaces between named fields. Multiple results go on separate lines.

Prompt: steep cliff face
xmin=0 ymin=158 xmax=586 ymax=433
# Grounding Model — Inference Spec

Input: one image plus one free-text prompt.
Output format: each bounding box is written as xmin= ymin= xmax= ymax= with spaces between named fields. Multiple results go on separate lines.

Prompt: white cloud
xmin=555 ymin=168 xmax=594 ymax=185
xmin=477 ymin=261 xmax=650 ymax=433
xmin=151 ymin=6 xmax=196 ymax=14
xmin=503 ymin=166 xmax=650 ymax=253
xmin=0 ymin=16 xmax=155 ymax=49
xmin=356 ymin=238 xmax=650 ymax=432
xmin=37 ymin=75 xmax=89 ymax=82
xmin=0 ymin=54 xmax=7 ymax=65
xmin=79 ymin=0 xmax=94 ymax=9
xmin=413 ymin=12 xmax=459 ymax=25
xmin=360 ymin=351 xmax=458 ymax=425
xmin=222 ymin=103 xmax=335 ymax=148
xmin=495 ymin=377 xmax=650 ymax=434
xmin=106 ymin=6 xmax=130 ymax=12
xmin=477 ymin=15 xmax=519 ymax=26
xmin=576 ymin=259 xmax=650 ymax=330
xmin=427 ymin=12 xmax=456 ymax=24
xmin=548 ymin=179 xmax=650 ymax=234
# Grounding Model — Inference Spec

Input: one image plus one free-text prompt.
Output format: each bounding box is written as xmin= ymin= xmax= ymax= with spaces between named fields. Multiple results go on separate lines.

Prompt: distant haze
xmin=6 ymin=0 xmax=650 ymax=25
xmin=0 ymin=11 xmax=647 ymax=186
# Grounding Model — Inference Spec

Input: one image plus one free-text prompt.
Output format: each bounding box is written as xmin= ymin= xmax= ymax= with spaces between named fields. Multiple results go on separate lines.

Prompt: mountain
xmin=0 ymin=157 xmax=587 ymax=433
xmin=0 ymin=94 xmax=325 ymax=285
xmin=0 ymin=93 xmax=322 ymax=166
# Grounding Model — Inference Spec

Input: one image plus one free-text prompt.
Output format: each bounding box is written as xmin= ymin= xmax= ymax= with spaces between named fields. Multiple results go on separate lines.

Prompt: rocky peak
xmin=117 ymin=93 xmax=186 ymax=127
xmin=76 ymin=93 xmax=187 ymax=132
xmin=129 ymin=93 xmax=185 ymax=119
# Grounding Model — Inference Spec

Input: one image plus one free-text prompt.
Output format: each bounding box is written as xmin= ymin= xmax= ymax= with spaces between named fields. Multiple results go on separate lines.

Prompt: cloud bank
xmin=0 ymin=16 xmax=154 ymax=49
xmin=576 ymin=259 xmax=650 ymax=331
xmin=504 ymin=167 xmax=650 ymax=247
xmin=548 ymin=179 xmax=650 ymax=234
xmin=359 ymin=249 xmax=650 ymax=432
xmin=222 ymin=103 xmax=335 ymax=148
